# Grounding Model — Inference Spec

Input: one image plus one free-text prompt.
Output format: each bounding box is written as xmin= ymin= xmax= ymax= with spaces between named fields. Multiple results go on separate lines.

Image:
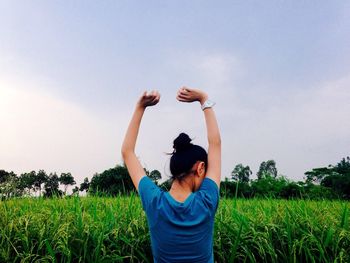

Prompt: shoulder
xmin=196 ymin=178 xmax=220 ymax=213
xmin=138 ymin=176 xmax=162 ymax=196
xmin=138 ymin=176 xmax=162 ymax=211
xmin=138 ymin=176 xmax=155 ymax=190
xmin=200 ymin=178 xmax=219 ymax=193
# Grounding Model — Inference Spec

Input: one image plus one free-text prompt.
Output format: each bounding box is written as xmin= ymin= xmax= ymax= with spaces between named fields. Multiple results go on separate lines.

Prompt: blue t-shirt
xmin=138 ymin=176 xmax=219 ymax=263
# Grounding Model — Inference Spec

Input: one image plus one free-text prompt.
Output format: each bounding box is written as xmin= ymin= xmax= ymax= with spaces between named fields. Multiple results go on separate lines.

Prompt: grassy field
xmin=0 ymin=195 xmax=349 ymax=262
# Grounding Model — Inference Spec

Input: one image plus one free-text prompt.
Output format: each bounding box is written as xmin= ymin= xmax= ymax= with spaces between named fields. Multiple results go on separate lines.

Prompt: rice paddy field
xmin=0 ymin=196 xmax=349 ymax=263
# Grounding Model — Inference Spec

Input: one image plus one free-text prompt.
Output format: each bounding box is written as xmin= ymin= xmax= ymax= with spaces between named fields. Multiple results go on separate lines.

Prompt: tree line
xmin=0 ymin=170 xmax=76 ymax=198
xmin=221 ymin=157 xmax=350 ymax=199
xmin=1 ymin=157 xmax=349 ymax=200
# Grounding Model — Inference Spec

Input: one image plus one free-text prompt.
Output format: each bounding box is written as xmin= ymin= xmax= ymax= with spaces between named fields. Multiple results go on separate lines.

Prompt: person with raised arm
xmin=121 ymin=87 xmax=221 ymax=262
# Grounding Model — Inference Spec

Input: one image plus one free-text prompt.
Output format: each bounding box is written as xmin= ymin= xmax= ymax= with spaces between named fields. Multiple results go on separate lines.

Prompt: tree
xmin=257 ymin=160 xmax=278 ymax=179
xmin=160 ymin=179 xmax=172 ymax=191
xmin=251 ymin=176 xmax=288 ymax=198
xmin=231 ymin=164 xmax=251 ymax=183
xmin=34 ymin=170 xmax=48 ymax=197
xmin=72 ymin=186 xmax=80 ymax=195
xmin=305 ymin=167 xmax=333 ymax=184
xmin=79 ymin=177 xmax=90 ymax=193
xmin=44 ymin=173 xmax=62 ymax=198
xmin=59 ymin=172 xmax=76 ymax=195
xmin=334 ymin=156 xmax=350 ymax=175
xmin=149 ymin=170 xmax=162 ymax=184
xmin=89 ymin=165 xmax=135 ymax=195
xmin=19 ymin=171 xmax=36 ymax=196
xmin=319 ymin=157 xmax=350 ymax=199
xmin=0 ymin=170 xmax=20 ymax=199
xmin=0 ymin=170 xmax=11 ymax=183
xmin=279 ymin=181 xmax=302 ymax=199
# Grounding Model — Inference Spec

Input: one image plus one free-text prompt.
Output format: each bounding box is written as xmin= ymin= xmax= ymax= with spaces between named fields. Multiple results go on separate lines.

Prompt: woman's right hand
xmin=176 ymin=87 xmax=208 ymax=105
xmin=137 ymin=90 xmax=161 ymax=109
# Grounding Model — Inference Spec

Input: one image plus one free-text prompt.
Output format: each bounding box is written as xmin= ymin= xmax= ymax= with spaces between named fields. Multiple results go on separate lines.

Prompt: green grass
xmin=0 ymin=196 xmax=349 ymax=262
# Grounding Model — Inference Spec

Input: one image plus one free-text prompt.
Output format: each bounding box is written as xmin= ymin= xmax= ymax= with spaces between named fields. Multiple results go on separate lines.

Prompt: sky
xmin=1 ymin=1 xmax=350 ymax=189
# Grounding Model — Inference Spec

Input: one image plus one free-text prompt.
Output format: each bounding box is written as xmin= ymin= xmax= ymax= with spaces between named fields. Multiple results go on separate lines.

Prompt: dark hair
xmin=170 ymin=133 xmax=208 ymax=180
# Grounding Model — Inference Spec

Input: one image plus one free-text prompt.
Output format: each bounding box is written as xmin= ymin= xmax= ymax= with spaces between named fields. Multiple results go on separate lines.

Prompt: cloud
xmin=1 ymin=48 xmax=349 ymax=187
xmin=224 ymin=73 xmax=350 ymax=180
xmin=0 ymin=76 xmax=128 ymax=185
xmin=136 ymin=50 xmax=268 ymax=181
xmin=166 ymin=49 xmax=243 ymax=94
xmin=162 ymin=49 xmax=350 ymax=180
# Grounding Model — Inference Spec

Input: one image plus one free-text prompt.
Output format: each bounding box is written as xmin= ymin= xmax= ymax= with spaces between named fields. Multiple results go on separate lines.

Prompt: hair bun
xmin=173 ymin=133 xmax=192 ymax=152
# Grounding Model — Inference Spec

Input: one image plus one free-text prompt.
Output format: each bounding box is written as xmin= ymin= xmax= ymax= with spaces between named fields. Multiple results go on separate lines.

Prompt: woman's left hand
xmin=137 ymin=90 xmax=161 ymax=108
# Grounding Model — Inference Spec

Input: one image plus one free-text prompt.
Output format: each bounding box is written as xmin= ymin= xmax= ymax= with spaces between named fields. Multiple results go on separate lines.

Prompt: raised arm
xmin=121 ymin=91 xmax=160 ymax=190
xmin=176 ymin=87 xmax=221 ymax=187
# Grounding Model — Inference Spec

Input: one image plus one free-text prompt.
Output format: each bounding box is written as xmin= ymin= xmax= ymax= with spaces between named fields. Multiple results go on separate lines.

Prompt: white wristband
xmin=201 ymin=99 xmax=216 ymax=111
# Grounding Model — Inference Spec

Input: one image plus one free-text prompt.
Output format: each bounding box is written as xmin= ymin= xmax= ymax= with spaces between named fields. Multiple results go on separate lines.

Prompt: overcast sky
xmin=1 ymin=1 xmax=350 ymax=187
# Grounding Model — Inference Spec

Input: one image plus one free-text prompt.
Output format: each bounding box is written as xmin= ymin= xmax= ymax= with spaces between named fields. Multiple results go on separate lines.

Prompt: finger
xmin=152 ymin=91 xmax=159 ymax=100
xmin=148 ymin=90 xmax=159 ymax=98
xmin=181 ymin=86 xmax=192 ymax=93
xmin=179 ymin=91 xmax=191 ymax=98
xmin=148 ymin=91 xmax=160 ymax=101
xmin=141 ymin=91 xmax=147 ymax=98
xmin=179 ymin=87 xmax=190 ymax=93
xmin=177 ymin=94 xmax=190 ymax=101
xmin=176 ymin=95 xmax=184 ymax=101
xmin=177 ymin=92 xmax=189 ymax=98
xmin=150 ymin=95 xmax=160 ymax=105
xmin=149 ymin=92 xmax=159 ymax=101
xmin=177 ymin=87 xmax=185 ymax=94
xmin=145 ymin=94 xmax=155 ymax=100
xmin=176 ymin=90 xmax=181 ymax=98
xmin=150 ymin=98 xmax=159 ymax=105
xmin=151 ymin=90 xmax=157 ymax=96
xmin=177 ymin=96 xmax=190 ymax=103
xmin=176 ymin=92 xmax=182 ymax=100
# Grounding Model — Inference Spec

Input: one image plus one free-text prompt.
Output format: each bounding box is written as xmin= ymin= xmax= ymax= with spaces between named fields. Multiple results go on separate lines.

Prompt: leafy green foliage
xmin=306 ymin=156 xmax=350 ymax=199
xmin=0 ymin=170 xmax=20 ymax=199
xmin=231 ymin=164 xmax=251 ymax=183
xmin=19 ymin=171 xmax=36 ymax=195
xmin=159 ymin=179 xmax=172 ymax=191
xmin=34 ymin=170 xmax=48 ymax=197
xmin=1 ymin=156 xmax=350 ymax=200
xmin=59 ymin=172 xmax=76 ymax=195
xmin=79 ymin=177 xmax=90 ymax=192
xmin=305 ymin=167 xmax=333 ymax=183
xmin=0 ymin=170 xmax=13 ymax=183
xmin=72 ymin=186 xmax=80 ymax=195
xmin=215 ymin=199 xmax=350 ymax=262
xmin=44 ymin=173 xmax=62 ymax=198
xmin=148 ymin=170 xmax=161 ymax=184
xmin=220 ymin=179 xmax=252 ymax=198
xmin=257 ymin=160 xmax=278 ymax=179
xmin=89 ymin=165 xmax=135 ymax=195
xmin=0 ymin=197 xmax=349 ymax=262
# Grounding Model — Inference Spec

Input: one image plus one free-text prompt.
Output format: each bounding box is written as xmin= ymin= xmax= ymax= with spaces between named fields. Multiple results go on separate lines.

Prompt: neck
xmin=169 ymin=177 xmax=194 ymax=202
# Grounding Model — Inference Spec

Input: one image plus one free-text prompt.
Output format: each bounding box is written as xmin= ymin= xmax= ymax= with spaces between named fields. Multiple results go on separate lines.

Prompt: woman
xmin=121 ymin=87 xmax=221 ymax=262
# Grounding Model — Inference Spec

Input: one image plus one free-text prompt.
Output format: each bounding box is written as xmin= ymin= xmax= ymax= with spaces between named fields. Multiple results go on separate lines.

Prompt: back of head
xmin=170 ymin=133 xmax=208 ymax=180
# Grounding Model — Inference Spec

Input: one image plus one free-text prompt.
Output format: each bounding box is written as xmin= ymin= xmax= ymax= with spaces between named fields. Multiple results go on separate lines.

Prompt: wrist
xmin=135 ymin=104 xmax=146 ymax=112
xmin=199 ymin=94 xmax=208 ymax=105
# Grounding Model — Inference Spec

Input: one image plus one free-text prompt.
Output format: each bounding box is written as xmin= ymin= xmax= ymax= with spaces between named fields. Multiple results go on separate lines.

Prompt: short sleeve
xmin=198 ymin=178 xmax=220 ymax=214
xmin=138 ymin=176 xmax=161 ymax=212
